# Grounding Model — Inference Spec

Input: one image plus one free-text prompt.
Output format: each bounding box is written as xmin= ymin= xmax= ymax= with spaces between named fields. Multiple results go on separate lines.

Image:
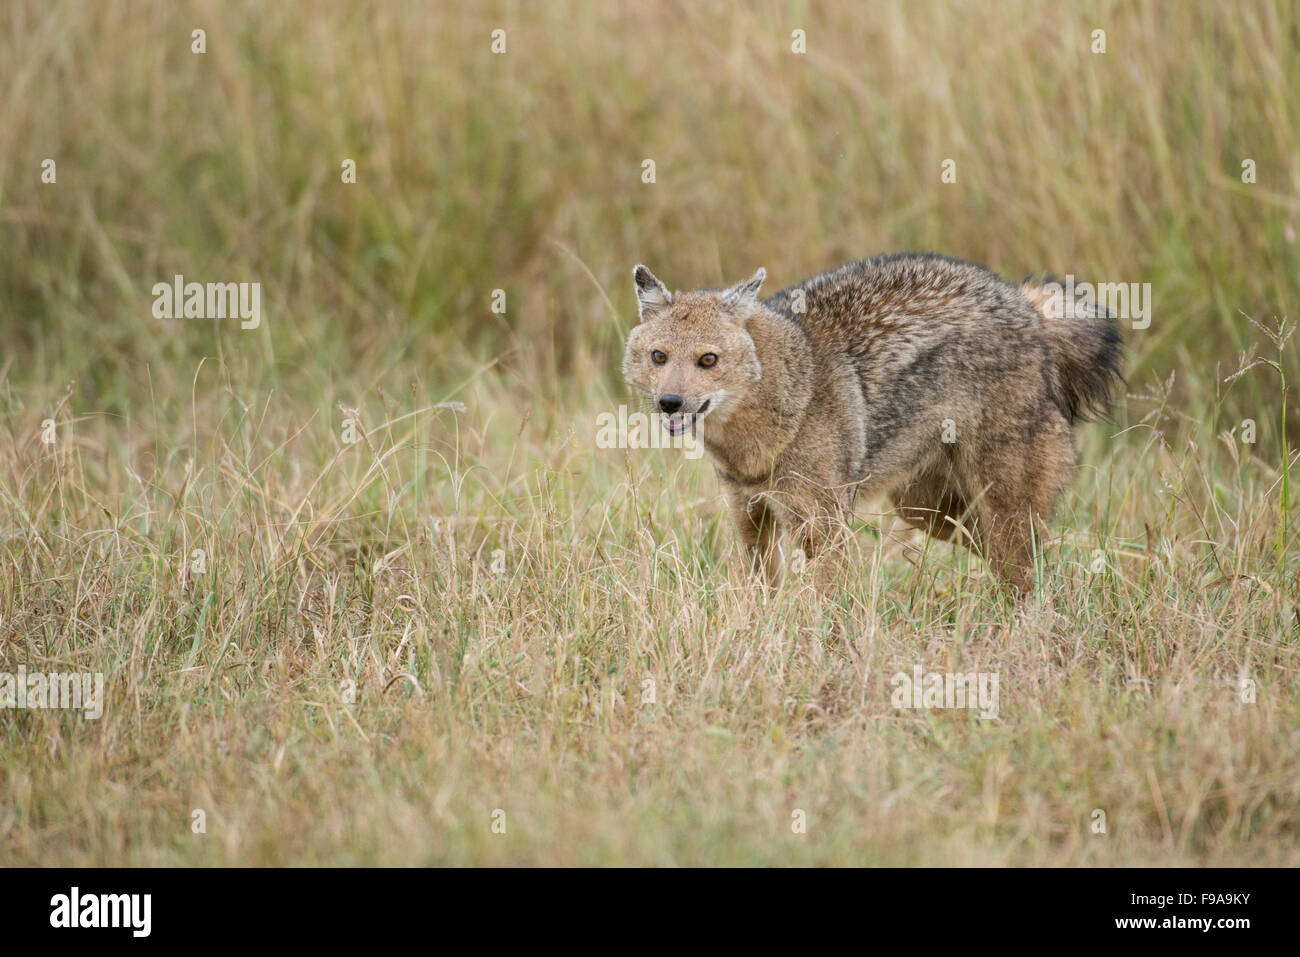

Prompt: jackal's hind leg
xmin=960 ymin=418 xmax=1071 ymax=595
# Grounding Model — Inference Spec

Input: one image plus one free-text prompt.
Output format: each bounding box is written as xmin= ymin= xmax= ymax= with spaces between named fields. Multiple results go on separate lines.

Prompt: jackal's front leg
xmin=729 ymin=493 xmax=781 ymax=588
xmin=794 ymin=505 xmax=853 ymax=596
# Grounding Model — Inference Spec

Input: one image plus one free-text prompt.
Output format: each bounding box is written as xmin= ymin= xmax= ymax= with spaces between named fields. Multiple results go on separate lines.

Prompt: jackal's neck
xmin=703 ymin=310 xmax=814 ymax=478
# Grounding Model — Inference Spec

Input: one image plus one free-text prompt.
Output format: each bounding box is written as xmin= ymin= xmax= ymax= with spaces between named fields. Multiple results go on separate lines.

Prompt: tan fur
xmin=623 ymin=255 xmax=1122 ymax=595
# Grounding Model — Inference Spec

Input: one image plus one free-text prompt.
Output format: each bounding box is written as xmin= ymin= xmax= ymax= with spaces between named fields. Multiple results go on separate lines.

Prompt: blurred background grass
xmin=2 ymin=0 xmax=1296 ymax=433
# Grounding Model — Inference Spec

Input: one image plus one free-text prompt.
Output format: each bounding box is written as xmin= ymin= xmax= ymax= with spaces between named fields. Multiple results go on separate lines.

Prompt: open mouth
xmin=662 ymin=398 xmax=711 ymax=436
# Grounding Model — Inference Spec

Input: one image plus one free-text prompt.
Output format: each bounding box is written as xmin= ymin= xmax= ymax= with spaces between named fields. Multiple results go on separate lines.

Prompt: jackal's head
xmin=622 ymin=265 xmax=765 ymax=436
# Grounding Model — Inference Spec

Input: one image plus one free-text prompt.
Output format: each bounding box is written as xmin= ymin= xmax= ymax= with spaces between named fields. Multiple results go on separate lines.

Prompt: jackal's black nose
xmin=658 ymin=394 xmax=683 ymax=414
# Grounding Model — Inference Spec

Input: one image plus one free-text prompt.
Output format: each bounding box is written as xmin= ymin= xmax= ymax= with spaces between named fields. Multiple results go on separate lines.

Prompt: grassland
xmin=1 ymin=0 xmax=1297 ymax=865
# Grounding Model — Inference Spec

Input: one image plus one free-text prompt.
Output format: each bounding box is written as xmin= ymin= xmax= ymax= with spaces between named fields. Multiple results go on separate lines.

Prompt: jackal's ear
xmin=721 ymin=267 xmax=766 ymax=307
xmin=632 ymin=265 xmax=672 ymax=321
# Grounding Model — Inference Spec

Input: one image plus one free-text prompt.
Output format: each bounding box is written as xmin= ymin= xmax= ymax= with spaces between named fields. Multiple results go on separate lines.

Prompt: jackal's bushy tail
xmin=1020 ymin=279 xmax=1124 ymax=422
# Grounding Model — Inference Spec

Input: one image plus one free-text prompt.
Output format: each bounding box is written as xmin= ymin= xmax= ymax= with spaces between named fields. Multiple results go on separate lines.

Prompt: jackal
xmin=622 ymin=253 xmax=1122 ymax=593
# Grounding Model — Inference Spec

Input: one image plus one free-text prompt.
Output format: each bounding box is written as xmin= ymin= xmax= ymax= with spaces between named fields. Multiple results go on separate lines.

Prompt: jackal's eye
xmin=651 ymin=350 xmax=667 ymax=365
xmin=698 ymin=353 xmax=718 ymax=368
